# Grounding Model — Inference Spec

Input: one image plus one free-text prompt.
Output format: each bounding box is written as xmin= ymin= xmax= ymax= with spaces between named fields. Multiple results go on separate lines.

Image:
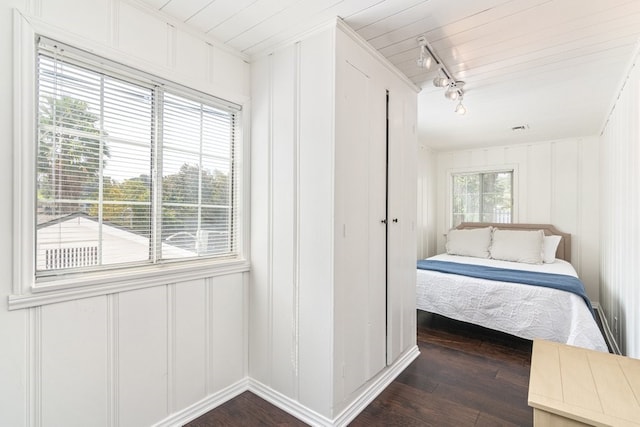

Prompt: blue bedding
xmin=417 ymin=259 xmax=594 ymax=315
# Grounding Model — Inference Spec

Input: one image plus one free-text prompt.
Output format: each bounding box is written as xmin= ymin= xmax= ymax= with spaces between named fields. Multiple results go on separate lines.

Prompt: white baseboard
xmin=152 ymin=378 xmax=249 ymax=427
xmin=593 ymin=303 xmax=622 ymax=355
xmin=332 ymin=345 xmax=420 ymax=426
xmin=153 ymin=345 xmax=420 ymax=427
xmin=248 ymin=380 xmax=334 ymax=427
xmin=249 ymin=344 xmax=421 ymax=427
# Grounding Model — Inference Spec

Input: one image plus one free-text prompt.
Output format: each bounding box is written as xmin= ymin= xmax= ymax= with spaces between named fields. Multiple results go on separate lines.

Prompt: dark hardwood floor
xmin=185 ymin=310 xmax=533 ymax=426
xmin=351 ymin=311 xmax=533 ymax=426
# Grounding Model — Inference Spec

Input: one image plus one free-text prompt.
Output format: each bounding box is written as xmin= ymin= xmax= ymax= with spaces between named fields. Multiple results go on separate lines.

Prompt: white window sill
xmin=8 ymin=258 xmax=250 ymax=310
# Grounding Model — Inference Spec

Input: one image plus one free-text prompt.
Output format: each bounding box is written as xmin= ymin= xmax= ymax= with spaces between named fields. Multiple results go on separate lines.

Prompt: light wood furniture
xmin=528 ymin=339 xmax=640 ymax=426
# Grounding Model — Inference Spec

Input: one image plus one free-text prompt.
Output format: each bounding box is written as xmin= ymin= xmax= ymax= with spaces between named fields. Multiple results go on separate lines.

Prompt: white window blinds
xmin=161 ymin=93 xmax=236 ymax=259
xmin=36 ymin=37 xmax=240 ymax=276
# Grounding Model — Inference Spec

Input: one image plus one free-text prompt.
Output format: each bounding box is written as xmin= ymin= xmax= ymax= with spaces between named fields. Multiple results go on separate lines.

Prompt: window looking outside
xmin=36 ymin=38 xmax=240 ymax=276
xmin=451 ymin=170 xmax=513 ymax=227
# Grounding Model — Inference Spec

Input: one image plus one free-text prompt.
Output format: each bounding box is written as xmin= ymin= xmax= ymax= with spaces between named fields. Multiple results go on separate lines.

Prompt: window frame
xmin=447 ymin=165 xmax=518 ymax=229
xmin=10 ymin=13 xmax=250 ymax=309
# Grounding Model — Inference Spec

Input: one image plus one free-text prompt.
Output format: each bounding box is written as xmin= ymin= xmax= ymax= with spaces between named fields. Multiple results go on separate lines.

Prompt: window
xmin=35 ymin=37 xmax=240 ymax=277
xmin=451 ymin=170 xmax=513 ymax=227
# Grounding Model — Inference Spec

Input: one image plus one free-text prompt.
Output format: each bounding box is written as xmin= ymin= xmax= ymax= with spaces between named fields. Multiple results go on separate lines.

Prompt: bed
xmin=416 ymin=222 xmax=608 ymax=352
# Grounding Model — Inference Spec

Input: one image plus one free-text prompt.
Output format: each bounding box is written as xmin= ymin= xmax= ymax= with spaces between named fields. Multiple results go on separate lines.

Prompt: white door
xmin=334 ymin=59 xmax=387 ymax=398
xmin=386 ymin=88 xmax=418 ymax=365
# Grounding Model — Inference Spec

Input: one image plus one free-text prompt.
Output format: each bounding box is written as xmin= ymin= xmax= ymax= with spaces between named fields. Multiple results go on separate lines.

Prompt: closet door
xmin=334 ymin=59 xmax=387 ymax=399
xmin=366 ymin=83 xmax=388 ymax=376
xmin=386 ymin=87 xmax=418 ymax=365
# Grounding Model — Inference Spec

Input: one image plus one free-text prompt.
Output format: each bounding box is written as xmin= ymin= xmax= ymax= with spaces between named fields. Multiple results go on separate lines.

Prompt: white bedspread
xmin=416 ymin=254 xmax=608 ymax=352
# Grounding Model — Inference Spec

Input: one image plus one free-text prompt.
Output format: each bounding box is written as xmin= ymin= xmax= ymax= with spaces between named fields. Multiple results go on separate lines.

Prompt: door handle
xmin=392 ymin=218 xmax=398 ymax=223
xmin=381 ymin=219 xmax=387 ymax=224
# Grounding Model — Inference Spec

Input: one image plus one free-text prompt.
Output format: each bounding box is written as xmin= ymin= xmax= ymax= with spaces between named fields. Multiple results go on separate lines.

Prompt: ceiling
xmin=138 ymin=0 xmax=640 ymax=150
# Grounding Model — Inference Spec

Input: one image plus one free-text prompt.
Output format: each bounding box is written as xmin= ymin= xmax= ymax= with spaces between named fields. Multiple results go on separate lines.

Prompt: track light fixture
xmin=445 ymin=86 xmax=459 ymax=101
xmin=416 ymin=36 xmax=432 ymax=70
xmin=433 ymin=71 xmax=450 ymax=88
xmin=416 ymin=34 xmax=469 ymax=115
xmin=445 ymin=81 xmax=465 ymax=101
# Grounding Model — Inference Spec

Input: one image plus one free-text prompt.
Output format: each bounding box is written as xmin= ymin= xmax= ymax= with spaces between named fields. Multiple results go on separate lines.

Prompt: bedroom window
xmin=451 ymin=170 xmax=513 ymax=227
xmin=35 ymin=37 xmax=241 ymax=277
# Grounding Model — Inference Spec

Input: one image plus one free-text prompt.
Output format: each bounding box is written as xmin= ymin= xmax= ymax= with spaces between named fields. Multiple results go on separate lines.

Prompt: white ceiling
xmin=138 ymin=0 xmax=640 ymax=150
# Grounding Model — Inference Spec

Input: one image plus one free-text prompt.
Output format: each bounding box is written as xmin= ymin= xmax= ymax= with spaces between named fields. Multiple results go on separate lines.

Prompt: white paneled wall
xmin=250 ymin=21 xmax=419 ymax=425
xmin=600 ymin=46 xmax=640 ymax=358
xmin=250 ymin=28 xmax=335 ymax=422
xmin=417 ymin=144 xmax=436 ymax=260
xmin=14 ymin=277 xmax=247 ymax=427
xmin=40 ymin=298 xmax=109 ymax=426
xmin=0 ymin=1 xmax=249 ymax=426
xmin=424 ymin=137 xmax=601 ymax=301
xmin=118 ymin=287 xmax=169 ymax=426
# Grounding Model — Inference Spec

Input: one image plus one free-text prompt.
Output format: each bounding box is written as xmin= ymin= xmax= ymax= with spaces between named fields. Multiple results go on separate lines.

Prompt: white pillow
xmin=445 ymin=227 xmax=492 ymax=258
xmin=543 ymin=235 xmax=562 ymax=263
xmin=489 ymin=229 xmax=544 ymax=264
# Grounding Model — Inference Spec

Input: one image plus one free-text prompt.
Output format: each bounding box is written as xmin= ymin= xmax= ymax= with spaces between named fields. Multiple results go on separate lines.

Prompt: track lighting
xmin=416 ymin=46 xmax=432 ymax=69
xmin=445 ymin=81 xmax=465 ymax=101
xmin=445 ymin=86 xmax=459 ymax=101
xmin=417 ymin=34 xmax=470 ymax=114
xmin=433 ymin=73 xmax=450 ymax=88
xmin=416 ymin=36 xmax=432 ymax=70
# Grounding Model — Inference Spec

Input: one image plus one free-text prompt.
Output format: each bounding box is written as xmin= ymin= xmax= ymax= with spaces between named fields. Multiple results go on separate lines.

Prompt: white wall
xmin=249 ymin=28 xmax=336 ymax=421
xmin=250 ymin=24 xmax=342 ymax=422
xmin=423 ymin=137 xmax=601 ymax=301
xmin=600 ymin=46 xmax=640 ymax=358
xmin=0 ymin=1 xmax=250 ymax=426
xmin=417 ymin=144 xmax=437 ymax=260
xmin=250 ymin=21 xmax=419 ymax=425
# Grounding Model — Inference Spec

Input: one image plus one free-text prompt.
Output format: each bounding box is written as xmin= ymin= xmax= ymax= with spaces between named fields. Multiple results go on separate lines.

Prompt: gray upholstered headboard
xmin=456 ymin=222 xmax=572 ymax=262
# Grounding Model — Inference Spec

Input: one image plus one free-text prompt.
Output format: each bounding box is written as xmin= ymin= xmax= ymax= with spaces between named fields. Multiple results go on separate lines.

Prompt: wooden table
xmin=528 ymin=339 xmax=640 ymax=426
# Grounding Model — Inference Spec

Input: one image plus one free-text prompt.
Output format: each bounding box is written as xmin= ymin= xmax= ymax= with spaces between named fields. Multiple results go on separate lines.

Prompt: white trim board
xmin=152 ymin=378 xmax=249 ymax=427
xmin=593 ymin=303 xmax=622 ymax=355
xmin=249 ymin=345 xmax=420 ymax=427
xmin=153 ymin=345 xmax=420 ymax=427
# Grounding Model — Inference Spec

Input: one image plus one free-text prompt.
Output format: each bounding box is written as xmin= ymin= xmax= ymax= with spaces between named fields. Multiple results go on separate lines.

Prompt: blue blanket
xmin=417 ymin=259 xmax=594 ymax=316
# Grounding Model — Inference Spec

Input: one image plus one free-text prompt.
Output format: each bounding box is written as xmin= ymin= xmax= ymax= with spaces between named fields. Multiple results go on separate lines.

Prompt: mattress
xmin=416 ymin=254 xmax=608 ymax=352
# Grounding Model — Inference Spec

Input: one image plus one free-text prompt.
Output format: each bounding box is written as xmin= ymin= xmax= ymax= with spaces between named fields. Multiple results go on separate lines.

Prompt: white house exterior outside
xmin=36 ymin=213 xmax=195 ymax=271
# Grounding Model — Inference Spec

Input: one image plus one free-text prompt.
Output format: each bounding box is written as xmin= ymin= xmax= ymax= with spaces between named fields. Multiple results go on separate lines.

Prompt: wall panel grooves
xmin=167 ymin=23 xmax=177 ymax=69
xmin=107 ymin=0 xmax=115 ymax=47
xmin=28 ymin=307 xmax=42 ymax=427
xmin=205 ymin=278 xmax=213 ymax=395
xmin=576 ymin=141 xmax=583 ymax=273
xmin=111 ymin=0 xmax=120 ymax=48
xmin=292 ymin=40 xmax=301 ymax=396
xmin=107 ymin=294 xmax=119 ymax=427
xmin=599 ymin=44 xmax=640 ymax=358
xmin=267 ymin=52 xmax=274 ymax=387
xmin=28 ymin=0 xmax=42 ymax=16
xmin=167 ymin=284 xmax=176 ymax=415
xmin=550 ymin=142 xmax=556 ymax=222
